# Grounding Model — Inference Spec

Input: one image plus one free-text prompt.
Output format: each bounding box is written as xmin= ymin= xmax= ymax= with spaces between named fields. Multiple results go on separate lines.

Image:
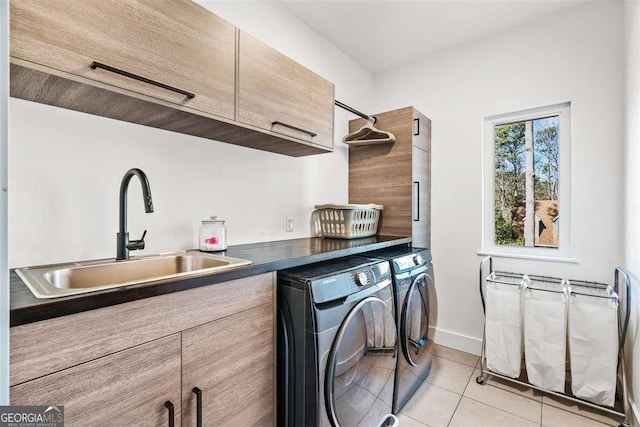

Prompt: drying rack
xmin=477 ymin=256 xmax=631 ymax=427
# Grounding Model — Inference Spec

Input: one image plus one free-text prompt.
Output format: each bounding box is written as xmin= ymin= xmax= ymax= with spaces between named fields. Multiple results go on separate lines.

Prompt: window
xmin=482 ymin=103 xmax=571 ymax=260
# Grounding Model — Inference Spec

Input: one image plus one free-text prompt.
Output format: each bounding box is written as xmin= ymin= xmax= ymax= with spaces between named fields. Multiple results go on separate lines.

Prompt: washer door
xmin=401 ymin=273 xmax=430 ymax=366
xmin=325 ymin=296 xmax=397 ymax=427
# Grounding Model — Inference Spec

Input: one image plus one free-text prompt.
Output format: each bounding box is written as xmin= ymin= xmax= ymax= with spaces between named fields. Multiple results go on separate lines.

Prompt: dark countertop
xmin=10 ymin=235 xmax=411 ymax=327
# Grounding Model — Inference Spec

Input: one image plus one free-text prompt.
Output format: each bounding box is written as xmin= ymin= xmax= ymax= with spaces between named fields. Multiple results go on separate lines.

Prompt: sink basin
xmin=16 ymin=251 xmax=252 ymax=299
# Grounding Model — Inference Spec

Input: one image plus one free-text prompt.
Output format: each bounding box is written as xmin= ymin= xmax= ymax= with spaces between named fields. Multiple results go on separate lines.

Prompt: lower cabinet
xmin=10 ymin=273 xmax=275 ymax=427
xmin=182 ymin=303 xmax=274 ymax=426
xmin=11 ymin=334 xmax=183 ymax=426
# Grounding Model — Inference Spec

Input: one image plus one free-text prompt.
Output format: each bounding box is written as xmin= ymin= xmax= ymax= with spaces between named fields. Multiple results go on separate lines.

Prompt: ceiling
xmin=279 ymin=0 xmax=591 ymax=74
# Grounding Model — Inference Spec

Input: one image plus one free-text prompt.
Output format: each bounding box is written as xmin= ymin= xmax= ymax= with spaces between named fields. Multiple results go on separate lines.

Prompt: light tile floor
xmin=396 ymin=344 xmax=623 ymax=427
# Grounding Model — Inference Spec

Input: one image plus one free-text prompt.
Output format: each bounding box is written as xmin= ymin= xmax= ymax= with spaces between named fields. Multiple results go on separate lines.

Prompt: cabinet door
xmin=412 ymin=145 xmax=431 ymax=248
xmin=11 ymin=334 xmax=182 ymax=427
xmin=182 ymin=303 xmax=274 ymax=426
xmin=412 ymin=110 xmax=431 ymax=153
xmin=10 ymin=0 xmax=236 ymax=119
xmin=238 ymin=31 xmax=335 ymax=149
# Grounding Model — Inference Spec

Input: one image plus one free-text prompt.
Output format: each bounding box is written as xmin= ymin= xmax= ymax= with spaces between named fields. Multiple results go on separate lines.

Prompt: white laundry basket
xmin=484 ymin=272 xmax=527 ymax=378
xmin=523 ymin=276 xmax=568 ymax=393
xmin=568 ymin=281 xmax=619 ymax=407
xmin=314 ymin=204 xmax=383 ymax=239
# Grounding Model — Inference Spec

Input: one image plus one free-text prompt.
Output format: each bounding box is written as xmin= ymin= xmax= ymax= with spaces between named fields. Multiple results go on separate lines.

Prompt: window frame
xmin=480 ymin=102 xmax=572 ymax=261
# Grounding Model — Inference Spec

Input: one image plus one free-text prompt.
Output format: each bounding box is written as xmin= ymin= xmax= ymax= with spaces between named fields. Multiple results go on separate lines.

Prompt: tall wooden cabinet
xmin=349 ymin=106 xmax=432 ymax=248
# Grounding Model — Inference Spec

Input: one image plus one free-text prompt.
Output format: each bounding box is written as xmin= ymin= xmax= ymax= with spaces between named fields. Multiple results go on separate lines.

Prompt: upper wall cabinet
xmin=11 ymin=0 xmax=236 ymax=119
xmin=9 ymin=0 xmax=334 ymax=157
xmin=238 ymin=31 xmax=335 ymax=149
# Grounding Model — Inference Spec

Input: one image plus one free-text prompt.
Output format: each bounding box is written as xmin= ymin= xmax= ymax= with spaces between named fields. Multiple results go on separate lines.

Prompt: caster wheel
xmin=476 ymin=376 xmax=486 ymax=385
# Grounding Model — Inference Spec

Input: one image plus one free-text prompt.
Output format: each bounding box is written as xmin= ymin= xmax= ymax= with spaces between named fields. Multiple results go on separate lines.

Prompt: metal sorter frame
xmin=477 ymin=256 xmax=631 ymax=427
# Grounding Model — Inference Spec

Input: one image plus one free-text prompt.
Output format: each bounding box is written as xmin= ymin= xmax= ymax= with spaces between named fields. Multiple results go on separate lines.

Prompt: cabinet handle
xmin=271 ymin=121 xmax=317 ymax=137
xmin=414 ymin=118 xmax=420 ymax=136
xmin=413 ymin=181 xmax=420 ymax=221
xmin=192 ymin=387 xmax=203 ymax=427
xmin=90 ymin=61 xmax=196 ymax=99
xmin=164 ymin=401 xmax=175 ymax=427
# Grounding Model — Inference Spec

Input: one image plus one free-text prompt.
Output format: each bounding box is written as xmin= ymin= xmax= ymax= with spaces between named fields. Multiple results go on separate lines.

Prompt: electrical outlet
xmin=286 ymin=215 xmax=294 ymax=232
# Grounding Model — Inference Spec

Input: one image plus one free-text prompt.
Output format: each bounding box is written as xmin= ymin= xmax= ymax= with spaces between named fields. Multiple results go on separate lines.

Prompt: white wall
xmin=625 ymin=0 xmax=640 ymax=284
xmin=624 ymin=0 xmax=640 ymax=423
xmin=373 ymin=0 xmax=625 ymax=354
xmin=8 ymin=1 xmax=374 ymax=268
xmin=1 ymin=0 xmax=9 ymax=405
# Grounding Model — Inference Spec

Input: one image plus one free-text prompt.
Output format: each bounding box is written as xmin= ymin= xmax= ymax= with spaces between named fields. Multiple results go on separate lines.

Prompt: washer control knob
xmin=356 ymin=272 xmax=368 ymax=287
xmin=413 ymin=254 xmax=423 ymax=266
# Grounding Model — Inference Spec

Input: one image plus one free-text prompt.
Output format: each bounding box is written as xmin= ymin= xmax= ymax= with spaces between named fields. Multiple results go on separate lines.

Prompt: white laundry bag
xmin=523 ymin=283 xmax=567 ymax=392
xmin=569 ymin=290 xmax=619 ymax=407
xmin=485 ymin=275 xmax=524 ymax=378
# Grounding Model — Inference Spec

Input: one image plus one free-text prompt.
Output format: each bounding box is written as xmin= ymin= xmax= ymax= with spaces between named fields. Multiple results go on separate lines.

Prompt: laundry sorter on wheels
xmin=476 ymin=256 xmax=631 ymax=427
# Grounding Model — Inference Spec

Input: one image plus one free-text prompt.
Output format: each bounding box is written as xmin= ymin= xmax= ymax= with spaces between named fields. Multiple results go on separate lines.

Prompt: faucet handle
xmin=126 ymin=229 xmax=147 ymax=251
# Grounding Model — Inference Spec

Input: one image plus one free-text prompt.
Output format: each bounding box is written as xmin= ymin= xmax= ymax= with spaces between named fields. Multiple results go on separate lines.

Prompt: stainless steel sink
xmin=16 ymin=251 xmax=252 ymax=299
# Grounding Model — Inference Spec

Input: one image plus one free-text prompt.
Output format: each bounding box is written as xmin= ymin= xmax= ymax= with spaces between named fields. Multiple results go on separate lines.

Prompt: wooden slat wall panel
xmin=10 ymin=272 xmax=273 ymax=386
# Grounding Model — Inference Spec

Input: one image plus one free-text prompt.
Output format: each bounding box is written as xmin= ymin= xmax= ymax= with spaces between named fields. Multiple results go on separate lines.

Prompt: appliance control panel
xmin=310 ymin=260 xmax=391 ymax=304
xmin=393 ymin=249 xmax=432 ymax=272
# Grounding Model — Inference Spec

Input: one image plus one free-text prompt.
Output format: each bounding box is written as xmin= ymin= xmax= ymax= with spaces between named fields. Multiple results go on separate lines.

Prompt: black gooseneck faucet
xmin=116 ymin=168 xmax=154 ymax=260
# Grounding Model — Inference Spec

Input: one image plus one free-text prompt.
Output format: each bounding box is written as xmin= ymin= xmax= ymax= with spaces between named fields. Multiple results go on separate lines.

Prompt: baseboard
xmin=429 ymin=326 xmax=483 ymax=356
